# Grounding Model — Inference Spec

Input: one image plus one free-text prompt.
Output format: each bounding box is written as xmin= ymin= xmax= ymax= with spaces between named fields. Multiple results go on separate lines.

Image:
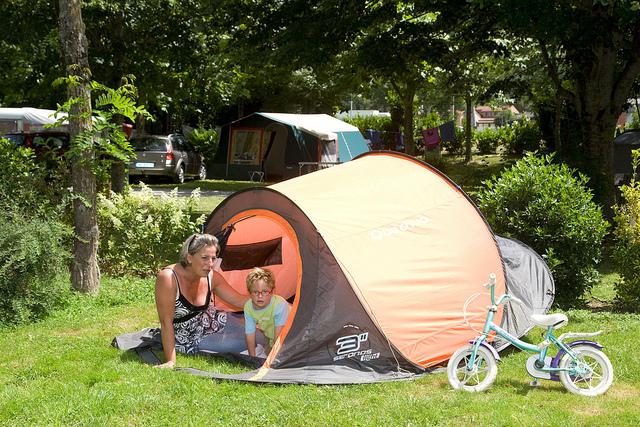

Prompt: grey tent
xmin=494 ymin=235 xmax=555 ymax=351
xmin=613 ymin=129 xmax=640 ymax=185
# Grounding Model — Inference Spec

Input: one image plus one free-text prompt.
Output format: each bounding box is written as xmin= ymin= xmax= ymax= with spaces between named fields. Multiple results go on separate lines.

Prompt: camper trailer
xmin=0 ymin=107 xmax=66 ymax=133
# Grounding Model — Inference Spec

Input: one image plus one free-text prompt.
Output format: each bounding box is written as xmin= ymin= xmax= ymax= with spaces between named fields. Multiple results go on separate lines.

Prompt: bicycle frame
xmin=467 ymin=282 xmax=577 ymax=375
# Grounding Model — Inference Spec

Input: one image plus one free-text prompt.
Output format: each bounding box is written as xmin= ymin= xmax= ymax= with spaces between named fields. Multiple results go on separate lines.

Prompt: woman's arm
xmin=155 ymin=269 xmax=177 ymax=368
xmin=211 ymin=271 xmax=249 ymax=309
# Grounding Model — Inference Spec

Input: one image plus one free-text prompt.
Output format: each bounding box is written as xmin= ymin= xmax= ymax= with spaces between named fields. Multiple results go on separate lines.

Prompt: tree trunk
xmin=59 ymin=0 xmax=100 ymax=294
xmin=109 ymin=4 xmax=128 ymax=194
xmin=111 ymin=161 xmax=127 ymax=193
xmin=401 ymin=82 xmax=417 ymax=156
xmin=573 ymin=42 xmax=631 ymax=217
xmin=465 ymin=95 xmax=473 ymax=163
xmin=579 ymin=109 xmax=617 ymax=216
xmin=110 ymin=114 xmax=127 ymax=193
xmin=553 ymin=96 xmax=562 ymax=152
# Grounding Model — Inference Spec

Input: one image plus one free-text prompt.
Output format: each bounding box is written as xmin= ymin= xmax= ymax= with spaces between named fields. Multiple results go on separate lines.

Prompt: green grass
xmin=195 ymin=195 xmax=226 ymax=215
xmin=436 ymin=153 xmax=518 ymax=201
xmin=2 ymin=277 xmax=639 ymax=425
xmin=142 ymin=178 xmax=267 ymax=192
xmin=133 ymin=179 xmax=265 ymax=215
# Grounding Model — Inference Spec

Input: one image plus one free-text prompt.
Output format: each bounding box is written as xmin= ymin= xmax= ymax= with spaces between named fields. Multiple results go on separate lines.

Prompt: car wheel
xmin=198 ymin=164 xmax=207 ymax=181
xmin=174 ymin=165 xmax=185 ymax=184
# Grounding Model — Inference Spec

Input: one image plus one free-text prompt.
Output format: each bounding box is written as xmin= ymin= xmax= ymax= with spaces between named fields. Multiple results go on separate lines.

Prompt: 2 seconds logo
xmin=336 ymin=332 xmax=369 ymax=355
xmin=330 ymin=325 xmax=381 ymax=363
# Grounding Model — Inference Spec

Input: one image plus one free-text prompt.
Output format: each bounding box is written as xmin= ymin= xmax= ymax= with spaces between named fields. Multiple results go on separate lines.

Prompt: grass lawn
xmin=132 ymin=179 xmax=265 ymax=216
xmin=1 ymin=277 xmax=639 ymax=425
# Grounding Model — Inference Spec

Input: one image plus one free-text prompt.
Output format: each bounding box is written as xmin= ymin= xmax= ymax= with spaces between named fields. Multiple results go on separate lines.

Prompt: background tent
xmin=196 ymin=152 xmax=511 ymax=384
xmin=613 ymin=129 xmax=640 ymax=185
xmin=494 ymin=236 xmax=555 ymax=351
xmin=209 ymin=112 xmax=370 ymax=182
xmin=0 ymin=107 xmax=67 ymax=133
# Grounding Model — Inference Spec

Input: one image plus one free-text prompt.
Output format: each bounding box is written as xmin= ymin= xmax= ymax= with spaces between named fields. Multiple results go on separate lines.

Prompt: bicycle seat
xmin=530 ymin=313 xmax=568 ymax=329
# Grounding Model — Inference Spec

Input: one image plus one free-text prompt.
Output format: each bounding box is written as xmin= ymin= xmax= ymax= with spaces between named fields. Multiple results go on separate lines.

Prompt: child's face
xmin=250 ymin=279 xmax=273 ymax=309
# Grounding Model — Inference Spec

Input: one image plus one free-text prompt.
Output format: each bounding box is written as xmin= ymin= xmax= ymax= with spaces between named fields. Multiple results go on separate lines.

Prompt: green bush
xmin=97 ymin=184 xmax=205 ymax=277
xmin=188 ymin=128 xmax=219 ymax=165
xmin=0 ymin=139 xmax=69 ymax=218
xmin=441 ymin=126 xmax=466 ymax=155
xmin=474 ymin=128 xmax=503 ymax=154
xmin=503 ymin=118 xmax=544 ymax=155
xmin=478 ymin=154 xmax=608 ymax=308
xmin=473 ymin=126 xmax=517 ymax=155
xmin=612 ymin=150 xmax=640 ymax=310
xmin=415 ymin=111 xmax=443 ymax=132
xmin=343 ymin=115 xmax=392 ymax=134
xmin=0 ymin=217 xmax=72 ymax=325
xmin=0 ymin=138 xmax=73 ymax=325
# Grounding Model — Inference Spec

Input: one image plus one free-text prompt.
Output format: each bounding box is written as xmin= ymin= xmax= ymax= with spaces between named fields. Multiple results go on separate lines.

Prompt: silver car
xmin=128 ymin=134 xmax=206 ymax=184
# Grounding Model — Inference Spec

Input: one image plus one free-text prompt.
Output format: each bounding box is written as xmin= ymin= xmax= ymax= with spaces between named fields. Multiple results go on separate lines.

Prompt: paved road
xmin=132 ymin=187 xmax=234 ymax=198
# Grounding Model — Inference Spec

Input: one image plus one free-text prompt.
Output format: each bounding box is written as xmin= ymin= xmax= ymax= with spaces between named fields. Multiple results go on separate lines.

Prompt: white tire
xmin=558 ymin=345 xmax=613 ymax=396
xmin=447 ymin=345 xmax=498 ymax=392
xmin=198 ymin=164 xmax=207 ymax=180
xmin=174 ymin=165 xmax=185 ymax=184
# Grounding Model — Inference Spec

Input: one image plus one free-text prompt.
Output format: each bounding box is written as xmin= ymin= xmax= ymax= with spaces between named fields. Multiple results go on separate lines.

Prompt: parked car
xmin=2 ymin=131 xmax=70 ymax=158
xmin=128 ymin=133 xmax=206 ymax=184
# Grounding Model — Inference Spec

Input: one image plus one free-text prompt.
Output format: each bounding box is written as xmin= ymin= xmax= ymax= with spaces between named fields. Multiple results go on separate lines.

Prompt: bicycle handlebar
xmin=483 ymin=273 xmax=496 ymax=289
xmin=483 ymin=273 xmax=524 ymax=307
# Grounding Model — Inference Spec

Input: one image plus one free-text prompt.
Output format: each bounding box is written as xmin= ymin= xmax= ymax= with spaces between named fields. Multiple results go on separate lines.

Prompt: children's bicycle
xmin=447 ymin=274 xmax=613 ymax=396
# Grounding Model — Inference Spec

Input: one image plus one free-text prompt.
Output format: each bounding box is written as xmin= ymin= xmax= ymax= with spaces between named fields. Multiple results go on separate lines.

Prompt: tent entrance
xmin=263 ymin=123 xmax=288 ymax=180
xmin=215 ymin=209 xmax=302 ymax=314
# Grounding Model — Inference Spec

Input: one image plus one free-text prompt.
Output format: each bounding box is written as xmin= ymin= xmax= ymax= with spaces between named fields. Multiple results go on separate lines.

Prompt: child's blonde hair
xmin=246 ymin=267 xmax=276 ymax=292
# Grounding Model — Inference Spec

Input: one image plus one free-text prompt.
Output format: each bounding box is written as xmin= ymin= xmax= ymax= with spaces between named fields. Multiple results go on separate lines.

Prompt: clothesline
xmin=363 ymin=120 xmax=456 ymax=152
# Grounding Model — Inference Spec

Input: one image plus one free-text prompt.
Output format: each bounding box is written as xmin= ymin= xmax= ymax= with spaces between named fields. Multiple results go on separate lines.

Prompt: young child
xmin=244 ymin=267 xmax=291 ymax=357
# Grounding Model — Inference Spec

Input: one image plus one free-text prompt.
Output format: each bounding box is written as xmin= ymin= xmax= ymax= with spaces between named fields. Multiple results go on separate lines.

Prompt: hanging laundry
xmin=438 ymin=120 xmax=456 ymax=143
xmin=421 ymin=127 xmax=440 ymax=149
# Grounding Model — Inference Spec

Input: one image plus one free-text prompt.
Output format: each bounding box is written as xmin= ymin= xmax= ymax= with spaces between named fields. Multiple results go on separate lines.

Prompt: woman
xmin=155 ymin=233 xmax=249 ymax=368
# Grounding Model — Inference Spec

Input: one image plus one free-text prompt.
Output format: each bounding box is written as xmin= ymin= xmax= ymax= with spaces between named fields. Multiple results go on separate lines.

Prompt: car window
xmin=171 ymin=135 xmax=186 ymax=151
xmin=2 ymin=134 xmax=25 ymax=146
xmin=34 ymin=135 xmax=68 ymax=148
xmin=132 ymin=137 xmax=167 ymax=151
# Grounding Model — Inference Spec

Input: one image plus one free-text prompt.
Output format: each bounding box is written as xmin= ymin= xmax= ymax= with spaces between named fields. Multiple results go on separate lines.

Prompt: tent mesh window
xmin=221 ymin=237 xmax=283 ymax=271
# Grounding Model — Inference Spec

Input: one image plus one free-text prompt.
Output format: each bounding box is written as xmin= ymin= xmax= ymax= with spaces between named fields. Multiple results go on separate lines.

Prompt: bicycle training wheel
xmin=558 ymin=345 xmax=613 ymax=396
xmin=447 ymin=345 xmax=497 ymax=392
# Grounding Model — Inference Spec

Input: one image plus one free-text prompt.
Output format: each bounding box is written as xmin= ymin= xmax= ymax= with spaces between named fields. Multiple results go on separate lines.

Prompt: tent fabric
xmin=613 ymin=130 xmax=640 ymax=184
xmin=494 ymin=235 xmax=555 ymax=351
xmin=209 ymin=112 xmax=369 ymax=182
xmin=113 ymin=151 xmax=554 ymax=384
xmin=199 ymin=151 xmax=511 ymax=384
xmin=258 ymin=113 xmax=360 ymax=139
xmin=0 ymin=107 xmax=67 ymax=132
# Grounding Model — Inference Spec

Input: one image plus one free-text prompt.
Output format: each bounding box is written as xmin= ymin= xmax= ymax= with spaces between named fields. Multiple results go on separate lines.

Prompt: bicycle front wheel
xmin=558 ymin=345 xmax=613 ymax=396
xmin=447 ymin=345 xmax=497 ymax=392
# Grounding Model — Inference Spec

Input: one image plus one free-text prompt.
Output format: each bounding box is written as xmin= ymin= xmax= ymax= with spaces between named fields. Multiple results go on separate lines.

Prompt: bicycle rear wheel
xmin=558 ymin=345 xmax=613 ymax=396
xmin=447 ymin=345 xmax=497 ymax=392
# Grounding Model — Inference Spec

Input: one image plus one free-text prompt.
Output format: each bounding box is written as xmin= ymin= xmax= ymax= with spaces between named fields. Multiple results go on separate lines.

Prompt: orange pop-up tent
xmin=195 ymin=151 xmax=517 ymax=384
